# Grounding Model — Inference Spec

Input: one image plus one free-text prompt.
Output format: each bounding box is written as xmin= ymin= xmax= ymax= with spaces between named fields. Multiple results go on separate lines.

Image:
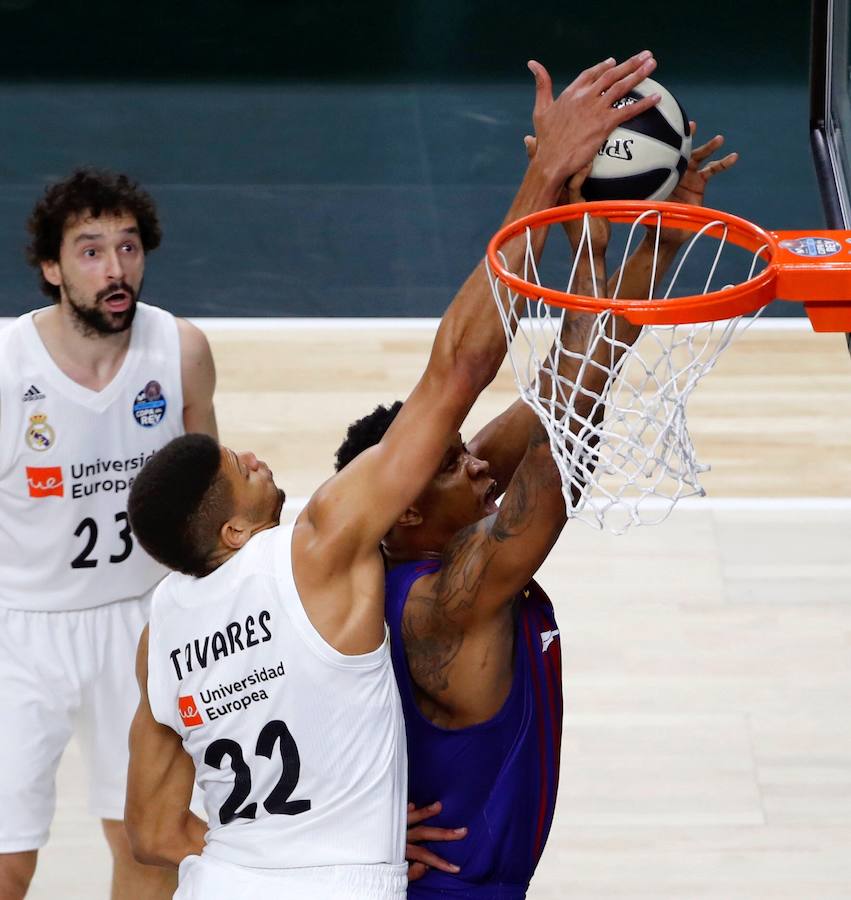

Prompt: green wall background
xmin=0 ymin=1 xmax=821 ymax=318
xmin=0 ymin=1 xmax=807 ymax=84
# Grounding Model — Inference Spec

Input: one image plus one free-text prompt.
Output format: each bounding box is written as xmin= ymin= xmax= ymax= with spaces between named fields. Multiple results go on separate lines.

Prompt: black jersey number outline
xmin=204 ymin=720 xmax=311 ymax=825
xmin=71 ymin=512 xmax=134 ymax=569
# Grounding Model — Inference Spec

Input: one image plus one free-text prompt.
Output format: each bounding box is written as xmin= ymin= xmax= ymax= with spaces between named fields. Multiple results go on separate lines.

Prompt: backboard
xmin=810 ymin=0 xmax=851 ymax=352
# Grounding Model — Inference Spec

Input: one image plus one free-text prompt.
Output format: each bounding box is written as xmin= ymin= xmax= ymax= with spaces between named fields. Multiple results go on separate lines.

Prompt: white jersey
xmin=147 ymin=523 xmax=407 ymax=871
xmin=0 ymin=302 xmax=184 ymax=611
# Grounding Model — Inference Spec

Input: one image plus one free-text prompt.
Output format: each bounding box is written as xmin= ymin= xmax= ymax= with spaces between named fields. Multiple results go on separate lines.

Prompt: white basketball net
xmin=487 ymin=208 xmax=768 ymax=534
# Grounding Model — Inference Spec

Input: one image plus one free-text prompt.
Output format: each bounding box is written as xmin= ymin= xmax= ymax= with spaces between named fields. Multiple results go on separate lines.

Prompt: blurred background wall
xmin=0 ymin=0 xmax=818 ymax=317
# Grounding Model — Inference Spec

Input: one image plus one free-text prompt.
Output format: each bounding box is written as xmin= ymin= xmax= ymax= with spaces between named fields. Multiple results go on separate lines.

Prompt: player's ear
xmin=396 ymin=506 xmax=423 ymax=528
xmin=41 ymin=260 xmax=62 ymax=288
xmin=220 ymin=516 xmax=252 ymax=551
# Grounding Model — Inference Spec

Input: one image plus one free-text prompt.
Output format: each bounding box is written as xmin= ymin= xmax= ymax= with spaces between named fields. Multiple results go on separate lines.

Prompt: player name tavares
xmin=170 ymin=610 xmax=272 ymax=680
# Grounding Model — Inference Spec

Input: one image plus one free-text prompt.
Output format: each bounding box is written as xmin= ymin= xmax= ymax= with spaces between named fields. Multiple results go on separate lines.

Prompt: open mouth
xmin=103 ymin=291 xmax=131 ymax=312
xmin=483 ymin=479 xmax=499 ymax=512
xmin=98 ymin=282 xmax=135 ymax=313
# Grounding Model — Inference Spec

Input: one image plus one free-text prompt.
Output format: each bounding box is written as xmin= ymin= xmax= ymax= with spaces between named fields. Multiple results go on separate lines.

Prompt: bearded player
xmin=0 ymin=169 xmax=216 ymax=899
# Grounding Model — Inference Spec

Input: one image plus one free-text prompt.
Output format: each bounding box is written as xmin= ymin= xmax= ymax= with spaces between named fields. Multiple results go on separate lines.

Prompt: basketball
xmin=582 ymin=77 xmax=692 ymax=202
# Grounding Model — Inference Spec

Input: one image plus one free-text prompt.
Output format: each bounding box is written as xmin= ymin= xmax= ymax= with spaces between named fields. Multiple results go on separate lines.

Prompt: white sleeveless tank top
xmin=146 ymin=523 xmax=407 ymax=870
xmin=0 ymin=302 xmax=184 ymax=611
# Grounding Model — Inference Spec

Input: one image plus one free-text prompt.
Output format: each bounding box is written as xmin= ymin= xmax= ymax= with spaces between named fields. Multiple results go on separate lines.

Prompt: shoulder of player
xmin=291 ymin=496 xmax=367 ymax=578
xmin=174 ymin=317 xmax=213 ymax=365
xmin=400 ymin=520 xmax=503 ymax=635
xmin=0 ymin=309 xmax=34 ymax=351
xmin=300 ymin=443 xmax=385 ymax=542
xmin=398 ymin=568 xmax=443 ymax=634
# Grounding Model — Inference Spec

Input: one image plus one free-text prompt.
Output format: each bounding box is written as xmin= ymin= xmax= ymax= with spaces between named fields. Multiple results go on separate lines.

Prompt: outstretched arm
xmin=433 ymin=300 xmax=637 ymax=623
xmin=125 ymin=627 xmax=206 ymax=868
xmin=471 ymin=123 xmax=737 ymax=488
xmin=308 ymin=53 xmax=661 ymax=554
xmin=610 ymin=122 xmax=739 ymax=299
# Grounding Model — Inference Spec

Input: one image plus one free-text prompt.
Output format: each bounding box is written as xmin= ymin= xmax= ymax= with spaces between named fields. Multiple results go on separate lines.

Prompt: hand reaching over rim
xmin=526 ymin=52 xmax=661 ymax=185
xmin=655 ymin=121 xmax=738 ymax=247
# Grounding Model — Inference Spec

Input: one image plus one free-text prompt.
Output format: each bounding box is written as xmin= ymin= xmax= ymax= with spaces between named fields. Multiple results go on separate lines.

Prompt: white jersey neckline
xmin=22 ymin=303 xmax=146 ymax=410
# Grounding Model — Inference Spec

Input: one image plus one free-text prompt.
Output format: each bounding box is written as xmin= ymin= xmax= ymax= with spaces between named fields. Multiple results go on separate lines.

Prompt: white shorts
xmin=175 ymin=855 xmax=408 ymax=899
xmin=0 ymin=592 xmax=153 ymax=852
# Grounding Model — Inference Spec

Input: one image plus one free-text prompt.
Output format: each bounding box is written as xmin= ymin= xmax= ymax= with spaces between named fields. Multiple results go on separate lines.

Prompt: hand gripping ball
xmin=583 ymin=77 xmax=692 ymax=202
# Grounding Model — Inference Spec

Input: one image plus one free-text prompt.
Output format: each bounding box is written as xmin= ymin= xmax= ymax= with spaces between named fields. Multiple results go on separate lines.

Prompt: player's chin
xmin=102 ymin=306 xmax=136 ymax=332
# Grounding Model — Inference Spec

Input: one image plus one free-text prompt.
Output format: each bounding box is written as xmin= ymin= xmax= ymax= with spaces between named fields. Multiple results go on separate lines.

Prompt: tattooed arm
xmin=431 ymin=304 xmax=644 ymax=624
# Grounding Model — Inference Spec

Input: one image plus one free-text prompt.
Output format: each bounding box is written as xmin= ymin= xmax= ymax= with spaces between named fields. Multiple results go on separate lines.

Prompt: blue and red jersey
xmin=385 ymin=559 xmax=563 ymax=898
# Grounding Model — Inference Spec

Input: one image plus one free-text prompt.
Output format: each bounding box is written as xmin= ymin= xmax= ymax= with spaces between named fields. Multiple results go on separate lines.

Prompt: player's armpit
xmin=177 ymin=317 xmax=218 ymax=439
xmin=125 ymin=627 xmax=206 ymax=869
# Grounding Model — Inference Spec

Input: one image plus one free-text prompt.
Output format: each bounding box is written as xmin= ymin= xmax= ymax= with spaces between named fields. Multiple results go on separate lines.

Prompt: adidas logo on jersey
xmin=540 ymin=629 xmax=560 ymax=653
xmin=22 ymin=384 xmax=45 ymax=401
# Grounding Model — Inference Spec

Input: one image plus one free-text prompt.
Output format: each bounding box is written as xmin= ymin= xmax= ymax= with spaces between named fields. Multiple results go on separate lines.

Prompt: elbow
xmin=125 ymin=808 xmax=173 ymax=867
xmin=125 ymin=824 xmax=159 ymax=867
xmin=435 ymin=351 xmax=501 ymax=406
xmin=456 ymin=343 xmax=505 ymax=394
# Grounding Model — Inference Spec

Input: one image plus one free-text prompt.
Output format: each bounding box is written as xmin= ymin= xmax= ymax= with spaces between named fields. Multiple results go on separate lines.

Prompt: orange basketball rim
xmin=486 ymin=200 xmax=851 ymax=331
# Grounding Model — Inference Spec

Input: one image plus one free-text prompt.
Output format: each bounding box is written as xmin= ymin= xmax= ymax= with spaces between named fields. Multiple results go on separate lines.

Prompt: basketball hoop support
xmin=770 ymin=229 xmax=851 ymax=331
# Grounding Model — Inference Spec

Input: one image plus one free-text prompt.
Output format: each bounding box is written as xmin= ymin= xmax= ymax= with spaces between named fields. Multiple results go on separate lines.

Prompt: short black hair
xmin=128 ymin=434 xmax=232 ymax=578
xmin=26 ymin=168 xmax=162 ymax=300
xmin=334 ymin=401 xmax=403 ymax=472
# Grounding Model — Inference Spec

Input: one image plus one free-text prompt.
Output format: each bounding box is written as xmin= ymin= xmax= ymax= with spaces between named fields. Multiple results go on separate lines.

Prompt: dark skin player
xmin=387 ymin=126 xmax=738 ymax=880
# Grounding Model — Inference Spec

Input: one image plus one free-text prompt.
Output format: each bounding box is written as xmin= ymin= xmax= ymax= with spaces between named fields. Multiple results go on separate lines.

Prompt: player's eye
xmin=83 ymin=248 xmax=96 ymax=257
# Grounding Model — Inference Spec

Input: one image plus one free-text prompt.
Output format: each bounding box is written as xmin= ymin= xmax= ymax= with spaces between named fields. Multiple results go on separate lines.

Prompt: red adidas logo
xmin=26 ymin=466 xmax=64 ymax=498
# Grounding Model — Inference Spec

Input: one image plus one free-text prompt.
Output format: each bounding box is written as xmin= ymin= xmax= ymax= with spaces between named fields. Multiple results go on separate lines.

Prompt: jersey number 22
xmin=204 ymin=719 xmax=311 ymax=825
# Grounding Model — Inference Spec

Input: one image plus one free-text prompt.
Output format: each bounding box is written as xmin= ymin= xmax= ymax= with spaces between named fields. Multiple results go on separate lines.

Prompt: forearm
xmin=428 ymin=159 xmax=564 ymax=397
xmin=128 ymin=809 xmax=206 ymax=868
xmin=568 ymin=219 xmax=608 ymax=300
xmin=608 ymin=233 xmax=679 ymax=300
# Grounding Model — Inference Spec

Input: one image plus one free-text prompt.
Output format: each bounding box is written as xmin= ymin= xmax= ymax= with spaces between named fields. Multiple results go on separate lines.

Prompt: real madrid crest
xmin=26 ymin=413 xmax=55 ymax=451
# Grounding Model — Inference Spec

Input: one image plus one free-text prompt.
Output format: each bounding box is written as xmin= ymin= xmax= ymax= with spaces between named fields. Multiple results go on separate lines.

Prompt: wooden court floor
xmin=27 ymin=319 xmax=851 ymax=899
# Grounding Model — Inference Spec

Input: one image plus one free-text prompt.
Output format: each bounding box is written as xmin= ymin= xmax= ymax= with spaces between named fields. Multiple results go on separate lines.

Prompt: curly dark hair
xmin=334 ymin=400 xmax=403 ymax=472
xmin=26 ymin=168 xmax=162 ymax=300
xmin=128 ymin=434 xmax=232 ymax=578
